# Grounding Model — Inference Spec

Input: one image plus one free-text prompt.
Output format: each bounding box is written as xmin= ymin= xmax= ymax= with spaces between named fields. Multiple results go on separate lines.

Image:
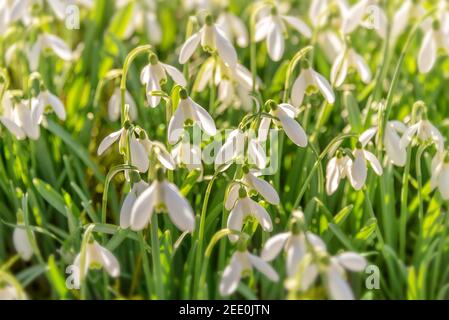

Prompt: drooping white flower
xmin=171 ymin=142 xmax=203 ymax=172
xmin=255 ymin=6 xmax=312 ymax=61
xmin=291 ymin=67 xmax=335 ymax=107
xmin=13 ymin=221 xmax=34 ymax=261
xmin=220 ymin=248 xmax=279 ymax=296
xmin=430 ymin=152 xmax=449 ymax=200
xmin=217 ymin=10 xmax=249 ymax=47
xmin=242 ymin=168 xmax=280 ymax=205
xmin=130 ymin=172 xmax=195 ymax=232
xmin=108 ymin=88 xmax=137 ymax=122
xmin=400 ymin=119 xmax=445 ymax=152
xmin=214 ymin=129 xmax=267 ymax=171
xmin=193 ymin=58 xmax=258 ymax=111
xmin=226 ymin=188 xmax=273 ymax=242
xmin=33 ymin=89 xmax=67 ymax=122
xmin=417 ymin=19 xmax=449 ymax=73
xmin=119 ymin=180 xmax=149 ymax=229
xmin=325 ymin=151 xmax=351 ymax=195
xmin=27 ymin=33 xmax=73 ymax=71
xmin=258 ymin=102 xmax=308 ymax=148
xmin=140 ymin=54 xmax=187 ymax=108
xmin=348 ymin=143 xmax=383 ymax=190
xmin=338 ymin=0 xmax=386 ymax=36
xmin=167 ymin=89 xmax=216 ymax=144
xmin=359 ymin=120 xmax=408 ymax=167
xmin=0 ymin=93 xmax=40 ymax=140
xmin=261 ymin=211 xmax=326 ymax=277
xmin=73 ymin=239 xmax=120 ymax=279
xmin=179 ymin=14 xmax=238 ymax=68
xmin=331 ymin=47 xmax=372 ymax=87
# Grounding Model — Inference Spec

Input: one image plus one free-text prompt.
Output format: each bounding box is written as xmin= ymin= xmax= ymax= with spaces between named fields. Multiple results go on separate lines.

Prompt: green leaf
xmin=356 ymin=218 xmax=377 ymax=240
xmin=33 ymin=178 xmax=66 ymax=217
xmin=47 ymin=255 xmax=69 ymax=299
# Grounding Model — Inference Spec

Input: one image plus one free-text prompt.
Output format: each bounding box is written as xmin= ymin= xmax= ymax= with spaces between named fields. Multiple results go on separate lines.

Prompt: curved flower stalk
xmin=217 ymin=9 xmax=249 ymax=48
xmin=214 ymin=128 xmax=267 ymax=171
xmin=27 ymin=33 xmax=74 ymax=71
xmin=130 ymin=169 xmax=195 ymax=232
xmin=179 ymin=14 xmax=238 ymax=68
xmin=140 ymin=53 xmax=186 ymax=108
xmin=168 ymin=89 xmax=217 ymax=144
xmin=400 ymin=118 xmax=445 ymax=152
xmin=193 ymin=58 xmax=258 ymax=111
xmin=220 ymin=236 xmax=279 ymax=296
xmin=13 ymin=212 xmax=34 ymax=261
xmin=290 ymin=65 xmax=335 ymax=108
xmin=258 ymin=101 xmax=308 ymax=148
xmin=261 ymin=210 xmax=326 ymax=277
xmin=331 ymin=46 xmax=372 ymax=87
xmin=348 ymin=142 xmax=383 ymax=190
xmin=108 ymin=88 xmax=137 ymax=122
xmin=225 ymin=186 xmax=273 ymax=242
xmin=325 ymin=150 xmax=351 ymax=195
xmin=254 ymin=4 xmax=312 ymax=61
xmin=417 ymin=19 xmax=449 ymax=73
xmin=117 ymin=0 xmax=161 ymax=43
xmin=430 ymin=151 xmax=449 ymax=200
xmin=73 ymin=239 xmax=120 ymax=280
xmin=359 ymin=120 xmax=408 ymax=167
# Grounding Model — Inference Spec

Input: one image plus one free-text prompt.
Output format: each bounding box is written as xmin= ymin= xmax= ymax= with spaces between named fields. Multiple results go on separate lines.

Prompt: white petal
xmin=326 ymin=267 xmax=354 ymax=300
xmin=248 ymin=253 xmax=279 ymax=281
xmin=15 ymin=102 xmax=39 ymax=140
xmin=330 ymin=53 xmax=349 ymax=87
xmin=291 ymin=72 xmax=307 ymax=107
xmin=219 ymin=253 xmax=243 ymax=296
xmin=267 ymin=21 xmax=284 ymax=61
xmin=225 ymin=183 xmax=240 ymax=211
xmin=246 ymin=173 xmax=280 ymax=205
xmin=399 ymin=123 xmax=419 ymax=149
xmin=161 ymin=63 xmax=187 ymax=86
xmin=282 ymin=16 xmax=312 ymax=38
xmin=47 ymin=0 xmax=66 ymax=20
xmin=248 ymin=139 xmax=267 ymax=169
xmin=168 ymin=103 xmax=186 ymax=144
xmin=384 ymin=127 xmax=406 ymax=167
xmin=286 ymin=237 xmax=305 ymax=277
xmin=119 ymin=189 xmax=137 ymax=229
xmin=97 ymin=129 xmax=123 ymax=156
xmin=42 ymin=34 xmax=73 ymax=61
xmin=364 ymin=150 xmax=383 ymax=176
xmin=354 ymin=53 xmax=372 ymax=83
xmin=254 ymin=16 xmax=271 ymax=42
xmin=261 ymin=232 xmax=290 ymax=261
xmin=42 ymin=91 xmax=66 ymax=120
xmin=250 ymin=199 xmax=273 ymax=232
xmin=438 ymin=166 xmax=449 ymax=200
xmin=130 ymin=138 xmax=149 ymax=172
xmin=227 ymin=201 xmax=244 ymax=242
xmin=359 ymin=127 xmax=377 ymax=147
xmin=350 ymin=151 xmax=367 ymax=190
xmin=326 ymin=157 xmax=341 ymax=195
xmin=312 ymin=70 xmax=335 ymax=104
xmin=13 ymin=227 xmax=33 ymax=261
xmin=163 ymin=181 xmax=195 ymax=232
xmin=190 ymin=98 xmax=217 ymax=137
xmin=418 ymin=31 xmax=437 ymax=73
xmin=179 ymin=32 xmax=201 ymax=64
xmin=0 ymin=117 xmax=26 ymax=140
xmin=130 ymin=182 xmax=157 ymax=231
xmin=93 ymin=241 xmax=120 ymax=277
xmin=214 ymin=27 xmax=238 ymax=68
xmin=337 ymin=252 xmax=367 ymax=272
xmin=278 ymin=113 xmax=308 ymax=147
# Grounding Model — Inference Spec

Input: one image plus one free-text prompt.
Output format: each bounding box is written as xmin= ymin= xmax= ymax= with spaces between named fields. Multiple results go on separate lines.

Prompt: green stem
xmin=399 ymin=147 xmax=412 ymax=260
xmin=150 ymin=214 xmax=165 ymax=299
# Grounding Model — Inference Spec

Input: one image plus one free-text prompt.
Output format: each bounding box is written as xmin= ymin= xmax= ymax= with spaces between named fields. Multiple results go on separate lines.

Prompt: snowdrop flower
xmin=220 ymin=240 xmax=279 ymax=296
xmin=359 ymin=120 xmax=408 ymax=167
xmin=214 ymin=129 xmax=267 ymax=171
xmin=430 ymin=151 xmax=449 ymax=200
xmin=140 ymin=54 xmax=187 ymax=108
xmin=167 ymin=89 xmax=216 ymax=144
xmin=108 ymin=88 xmax=137 ymax=122
xmin=179 ymin=14 xmax=238 ymax=68
xmin=193 ymin=58 xmax=257 ymax=111
xmin=73 ymin=239 xmax=120 ymax=279
xmin=13 ymin=213 xmax=33 ymax=261
xmin=217 ymin=10 xmax=249 ymax=47
xmin=386 ymin=0 xmax=425 ymax=42
xmin=241 ymin=167 xmax=280 ymax=205
xmin=226 ymin=187 xmax=273 ymax=242
xmin=338 ymin=0 xmax=386 ymax=36
xmin=261 ymin=211 xmax=326 ymax=277
xmin=117 ymin=0 xmax=161 ymax=43
xmin=255 ymin=6 xmax=312 ymax=61
xmin=331 ymin=47 xmax=371 ymax=87
xmin=258 ymin=102 xmax=308 ymax=148
xmin=400 ymin=118 xmax=445 ymax=152
xmin=130 ymin=170 xmax=195 ymax=232
xmin=33 ymin=88 xmax=67 ymax=122
xmin=0 ymin=92 xmax=40 ymax=140
xmin=171 ymin=142 xmax=203 ymax=172
xmin=27 ymin=33 xmax=73 ymax=71
xmin=119 ymin=180 xmax=149 ymax=229
xmin=348 ymin=142 xmax=383 ymax=190
xmin=325 ymin=150 xmax=351 ymax=195
xmin=291 ymin=65 xmax=335 ymax=107
xmin=417 ymin=20 xmax=449 ymax=74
